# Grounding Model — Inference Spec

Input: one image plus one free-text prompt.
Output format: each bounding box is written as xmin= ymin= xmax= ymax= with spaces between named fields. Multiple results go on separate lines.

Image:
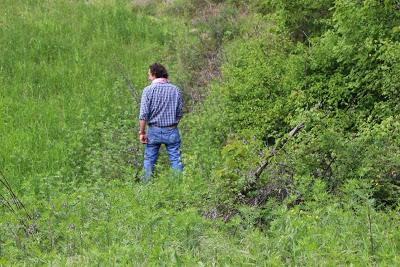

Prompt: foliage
xmin=198 ymin=0 xmax=400 ymax=206
xmin=1 ymin=0 xmax=400 ymax=265
xmin=255 ymin=0 xmax=335 ymax=41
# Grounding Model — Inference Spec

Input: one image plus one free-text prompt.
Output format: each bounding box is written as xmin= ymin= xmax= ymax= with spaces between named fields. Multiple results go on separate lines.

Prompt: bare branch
xmin=242 ymin=122 xmax=304 ymax=196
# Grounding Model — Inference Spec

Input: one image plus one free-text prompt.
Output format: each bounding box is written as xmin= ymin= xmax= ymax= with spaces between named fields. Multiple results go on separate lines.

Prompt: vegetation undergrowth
xmin=1 ymin=0 xmax=399 ymax=265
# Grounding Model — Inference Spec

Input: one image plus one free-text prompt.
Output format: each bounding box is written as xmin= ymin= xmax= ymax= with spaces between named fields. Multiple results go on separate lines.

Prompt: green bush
xmin=255 ymin=0 xmax=335 ymax=41
xmin=197 ymin=0 xmax=400 ymax=206
xmin=1 ymin=0 xmax=400 ymax=265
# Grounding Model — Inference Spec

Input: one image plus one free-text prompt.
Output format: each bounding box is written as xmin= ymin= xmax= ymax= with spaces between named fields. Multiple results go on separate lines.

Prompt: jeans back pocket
xmin=167 ymin=128 xmax=180 ymax=144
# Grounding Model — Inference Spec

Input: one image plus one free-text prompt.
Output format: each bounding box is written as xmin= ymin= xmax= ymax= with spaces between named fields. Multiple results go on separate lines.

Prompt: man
xmin=138 ymin=63 xmax=184 ymax=181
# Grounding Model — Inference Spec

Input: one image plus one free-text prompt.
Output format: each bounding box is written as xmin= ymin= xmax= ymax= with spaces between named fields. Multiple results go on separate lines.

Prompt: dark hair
xmin=149 ymin=63 xmax=168 ymax=79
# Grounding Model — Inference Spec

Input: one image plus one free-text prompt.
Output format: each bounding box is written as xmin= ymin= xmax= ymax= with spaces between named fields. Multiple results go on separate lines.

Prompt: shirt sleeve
xmin=139 ymin=88 xmax=149 ymax=121
xmin=176 ymin=89 xmax=183 ymax=120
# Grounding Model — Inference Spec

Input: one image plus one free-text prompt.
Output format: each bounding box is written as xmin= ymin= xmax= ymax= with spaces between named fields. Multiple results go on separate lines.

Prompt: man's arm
xmin=139 ymin=120 xmax=146 ymax=134
xmin=139 ymin=89 xmax=149 ymax=144
xmin=176 ymin=89 xmax=183 ymax=121
xmin=139 ymin=119 xmax=147 ymax=144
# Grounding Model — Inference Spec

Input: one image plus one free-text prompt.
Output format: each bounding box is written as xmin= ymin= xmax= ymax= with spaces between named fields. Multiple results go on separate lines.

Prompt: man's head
xmin=148 ymin=63 xmax=169 ymax=81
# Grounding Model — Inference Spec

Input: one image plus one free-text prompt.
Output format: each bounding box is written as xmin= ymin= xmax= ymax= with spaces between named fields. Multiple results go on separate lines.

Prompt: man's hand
xmin=139 ymin=133 xmax=148 ymax=144
xmin=139 ymin=120 xmax=147 ymax=144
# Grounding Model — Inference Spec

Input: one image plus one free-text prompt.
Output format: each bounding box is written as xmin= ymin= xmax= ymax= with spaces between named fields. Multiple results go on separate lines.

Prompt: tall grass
xmin=0 ymin=0 xmax=174 ymax=185
xmin=1 ymin=0 xmax=399 ymax=265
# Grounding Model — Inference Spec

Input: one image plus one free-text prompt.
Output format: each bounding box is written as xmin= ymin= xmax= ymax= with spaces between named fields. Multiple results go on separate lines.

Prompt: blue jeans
xmin=143 ymin=126 xmax=183 ymax=181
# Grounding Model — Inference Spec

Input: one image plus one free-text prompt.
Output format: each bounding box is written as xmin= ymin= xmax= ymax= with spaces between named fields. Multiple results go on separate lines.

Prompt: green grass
xmin=0 ymin=0 xmax=173 ymax=183
xmin=2 ymin=174 xmax=399 ymax=265
xmin=1 ymin=0 xmax=399 ymax=265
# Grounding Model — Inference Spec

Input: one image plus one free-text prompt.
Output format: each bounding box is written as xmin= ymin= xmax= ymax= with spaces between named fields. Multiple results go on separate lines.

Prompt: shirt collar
xmin=151 ymin=78 xmax=169 ymax=85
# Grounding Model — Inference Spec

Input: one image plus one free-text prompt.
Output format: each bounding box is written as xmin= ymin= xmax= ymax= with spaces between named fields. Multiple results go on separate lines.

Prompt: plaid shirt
xmin=139 ymin=79 xmax=183 ymax=127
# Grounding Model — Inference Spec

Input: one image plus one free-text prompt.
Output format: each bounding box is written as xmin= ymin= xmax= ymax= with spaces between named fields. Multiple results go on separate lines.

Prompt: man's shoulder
xmin=142 ymin=85 xmax=153 ymax=95
xmin=151 ymin=82 xmax=180 ymax=90
xmin=143 ymin=84 xmax=152 ymax=90
xmin=144 ymin=83 xmax=181 ymax=94
xmin=166 ymin=83 xmax=181 ymax=92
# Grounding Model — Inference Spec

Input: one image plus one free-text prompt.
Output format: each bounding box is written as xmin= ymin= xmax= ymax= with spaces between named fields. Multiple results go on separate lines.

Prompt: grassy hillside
xmin=1 ymin=0 xmax=151 ymax=181
xmin=1 ymin=0 xmax=399 ymax=265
